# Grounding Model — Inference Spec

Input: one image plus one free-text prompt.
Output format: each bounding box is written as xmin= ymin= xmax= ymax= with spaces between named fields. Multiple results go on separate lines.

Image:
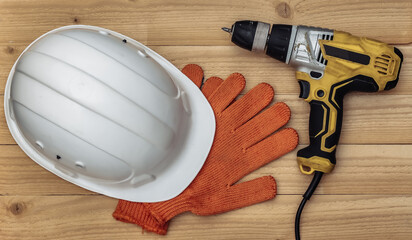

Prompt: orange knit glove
xmin=113 ymin=64 xmax=299 ymax=234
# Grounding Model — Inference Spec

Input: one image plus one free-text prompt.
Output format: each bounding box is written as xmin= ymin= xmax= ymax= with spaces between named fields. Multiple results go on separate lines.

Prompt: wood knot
xmin=276 ymin=2 xmax=292 ymax=19
xmin=9 ymin=202 xmax=25 ymax=215
xmin=73 ymin=17 xmax=79 ymax=24
xmin=5 ymin=46 xmax=14 ymax=54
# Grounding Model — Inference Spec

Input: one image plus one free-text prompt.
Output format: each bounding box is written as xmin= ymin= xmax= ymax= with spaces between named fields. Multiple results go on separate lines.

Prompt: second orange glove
xmin=113 ymin=65 xmax=299 ymax=234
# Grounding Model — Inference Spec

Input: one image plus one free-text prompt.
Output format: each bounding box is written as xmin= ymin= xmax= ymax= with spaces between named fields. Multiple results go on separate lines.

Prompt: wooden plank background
xmin=0 ymin=0 xmax=411 ymax=239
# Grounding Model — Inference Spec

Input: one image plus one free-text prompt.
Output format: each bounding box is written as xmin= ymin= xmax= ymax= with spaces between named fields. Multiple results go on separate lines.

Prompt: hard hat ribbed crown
xmin=4 ymin=26 xmax=216 ymax=202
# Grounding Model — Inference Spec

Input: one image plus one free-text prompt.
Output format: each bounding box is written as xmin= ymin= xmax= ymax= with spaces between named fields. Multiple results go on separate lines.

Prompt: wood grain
xmin=1 ymin=195 xmax=411 ymax=240
xmin=1 ymin=145 xmax=411 ymax=196
xmin=0 ymin=0 xmax=411 ymax=46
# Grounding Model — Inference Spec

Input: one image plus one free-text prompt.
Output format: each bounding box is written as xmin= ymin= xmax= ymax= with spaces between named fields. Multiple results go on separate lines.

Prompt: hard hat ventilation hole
xmin=75 ymin=161 xmax=85 ymax=169
xmin=131 ymin=174 xmax=155 ymax=188
xmin=122 ymin=39 xmax=127 ymax=43
xmin=137 ymin=50 xmax=149 ymax=58
xmin=180 ymin=91 xmax=191 ymax=114
xmin=99 ymin=30 xmax=109 ymax=36
xmin=56 ymin=155 xmax=61 ymax=160
xmin=35 ymin=141 xmax=44 ymax=150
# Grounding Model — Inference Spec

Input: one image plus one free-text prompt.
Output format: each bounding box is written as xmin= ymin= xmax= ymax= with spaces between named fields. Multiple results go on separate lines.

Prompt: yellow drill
xmin=222 ymin=20 xmax=403 ymax=239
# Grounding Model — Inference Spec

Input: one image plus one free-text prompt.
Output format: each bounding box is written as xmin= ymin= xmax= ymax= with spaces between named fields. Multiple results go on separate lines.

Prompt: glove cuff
xmin=144 ymin=196 xmax=192 ymax=225
xmin=113 ymin=200 xmax=168 ymax=235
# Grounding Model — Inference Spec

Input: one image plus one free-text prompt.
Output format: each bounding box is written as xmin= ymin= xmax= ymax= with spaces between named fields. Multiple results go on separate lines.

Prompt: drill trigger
xmin=298 ymin=80 xmax=310 ymax=99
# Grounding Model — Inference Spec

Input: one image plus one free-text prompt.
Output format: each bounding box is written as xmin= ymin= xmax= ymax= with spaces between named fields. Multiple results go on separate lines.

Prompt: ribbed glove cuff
xmin=144 ymin=196 xmax=193 ymax=225
xmin=113 ymin=200 xmax=168 ymax=235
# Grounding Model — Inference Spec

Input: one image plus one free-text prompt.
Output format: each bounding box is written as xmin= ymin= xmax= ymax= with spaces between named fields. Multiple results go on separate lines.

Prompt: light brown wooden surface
xmin=0 ymin=0 xmax=411 ymax=239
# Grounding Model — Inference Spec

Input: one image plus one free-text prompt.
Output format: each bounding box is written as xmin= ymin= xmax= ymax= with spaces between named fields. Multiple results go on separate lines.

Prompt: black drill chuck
xmin=223 ymin=21 xmax=258 ymax=51
xmin=223 ymin=20 xmax=293 ymax=63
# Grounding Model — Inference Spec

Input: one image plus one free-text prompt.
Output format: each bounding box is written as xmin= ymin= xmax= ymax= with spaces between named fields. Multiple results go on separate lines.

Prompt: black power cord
xmin=295 ymin=171 xmax=323 ymax=240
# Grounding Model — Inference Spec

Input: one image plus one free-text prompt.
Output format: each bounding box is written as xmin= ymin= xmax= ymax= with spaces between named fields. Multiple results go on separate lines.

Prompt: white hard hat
xmin=4 ymin=25 xmax=215 ymax=202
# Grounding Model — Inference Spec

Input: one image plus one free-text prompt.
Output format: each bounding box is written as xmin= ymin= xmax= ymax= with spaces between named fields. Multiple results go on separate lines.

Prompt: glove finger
xmin=193 ymin=176 xmax=276 ymax=215
xmin=113 ymin=200 xmax=168 ymax=235
xmin=208 ymin=73 xmax=245 ymax=114
xmin=222 ymin=83 xmax=274 ymax=129
xmin=202 ymin=76 xmax=224 ymax=100
xmin=229 ymin=128 xmax=298 ymax=184
xmin=181 ymin=64 xmax=203 ymax=88
xmin=237 ymin=102 xmax=291 ymax=148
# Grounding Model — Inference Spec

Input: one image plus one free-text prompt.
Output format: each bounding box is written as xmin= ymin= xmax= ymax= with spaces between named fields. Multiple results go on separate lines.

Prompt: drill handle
xmin=297 ymin=76 xmax=380 ymax=174
xmin=297 ymin=99 xmax=342 ymax=174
